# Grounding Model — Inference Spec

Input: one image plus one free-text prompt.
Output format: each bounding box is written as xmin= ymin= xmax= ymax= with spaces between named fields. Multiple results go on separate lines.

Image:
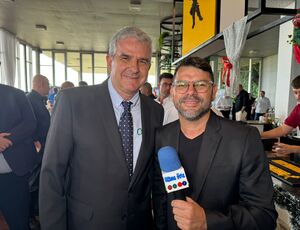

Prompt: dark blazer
xmin=0 ymin=84 xmax=37 ymax=176
xmin=153 ymin=112 xmax=277 ymax=230
xmin=27 ymin=90 xmax=50 ymax=157
xmin=39 ymin=80 xmax=164 ymax=230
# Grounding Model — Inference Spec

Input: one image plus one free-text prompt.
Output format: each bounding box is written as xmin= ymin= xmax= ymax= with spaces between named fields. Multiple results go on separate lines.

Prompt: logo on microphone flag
xmin=162 ymin=167 xmax=189 ymax=193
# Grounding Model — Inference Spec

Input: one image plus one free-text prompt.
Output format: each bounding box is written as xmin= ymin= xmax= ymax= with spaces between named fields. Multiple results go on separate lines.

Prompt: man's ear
xmin=212 ymin=85 xmax=218 ymax=101
xmin=106 ymin=55 xmax=112 ymax=73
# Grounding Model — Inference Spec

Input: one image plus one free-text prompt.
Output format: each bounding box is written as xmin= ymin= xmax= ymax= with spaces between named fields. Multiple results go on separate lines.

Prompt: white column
xmin=275 ymin=18 xmax=300 ymax=121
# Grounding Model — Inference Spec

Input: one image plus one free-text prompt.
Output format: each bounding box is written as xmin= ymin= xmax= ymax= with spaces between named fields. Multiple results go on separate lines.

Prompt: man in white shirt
xmin=155 ymin=73 xmax=179 ymax=125
xmin=254 ymin=90 xmax=271 ymax=120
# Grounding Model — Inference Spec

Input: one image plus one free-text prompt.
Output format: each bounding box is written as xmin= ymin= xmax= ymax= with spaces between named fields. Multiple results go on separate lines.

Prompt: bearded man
xmin=153 ymin=57 xmax=277 ymax=230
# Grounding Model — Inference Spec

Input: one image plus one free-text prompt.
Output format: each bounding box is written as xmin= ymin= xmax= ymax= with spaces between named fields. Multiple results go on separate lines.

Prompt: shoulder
xmin=58 ymin=84 xmax=105 ymax=101
xmin=209 ymin=113 xmax=258 ymax=137
xmin=141 ymin=94 xmax=163 ymax=112
xmin=157 ymin=120 xmax=179 ymax=135
xmin=0 ymin=84 xmax=25 ymax=97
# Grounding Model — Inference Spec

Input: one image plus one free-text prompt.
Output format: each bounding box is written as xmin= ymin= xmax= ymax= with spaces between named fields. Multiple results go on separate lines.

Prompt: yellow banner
xmin=182 ymin=0 xmax=217 ymax=55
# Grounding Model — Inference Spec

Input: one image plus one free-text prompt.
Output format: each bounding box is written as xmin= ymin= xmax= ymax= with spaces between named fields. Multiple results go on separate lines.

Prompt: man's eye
xmin=195 ymin=82 xmax=207 ymax=87
xmin=120 ymin=56 xmax=129 ymax=61
xmin=176 ymin=82 xmax=187 ymax=87
xmin=138 ymin=59 xmax=149 ymax=65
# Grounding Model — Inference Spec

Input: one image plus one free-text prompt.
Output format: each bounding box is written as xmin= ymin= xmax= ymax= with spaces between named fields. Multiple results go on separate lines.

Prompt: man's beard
xmin=174 ymin=95 xmax=211 ymax=121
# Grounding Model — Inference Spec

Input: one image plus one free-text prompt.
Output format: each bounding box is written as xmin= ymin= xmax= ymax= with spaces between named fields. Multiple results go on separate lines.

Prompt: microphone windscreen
xmin=158 ymin=146 xmax=181 ymax=172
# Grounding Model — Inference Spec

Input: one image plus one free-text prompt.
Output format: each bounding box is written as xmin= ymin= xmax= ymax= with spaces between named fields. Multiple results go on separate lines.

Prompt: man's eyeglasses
xmin=172 ymin=80 xmax=214 ymax=94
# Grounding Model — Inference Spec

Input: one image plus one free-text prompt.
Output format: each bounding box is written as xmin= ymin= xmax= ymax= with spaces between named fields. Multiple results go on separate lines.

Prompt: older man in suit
xmin=153 ymin=57 xmax=277 ymax=230
xmin=27 ymin=74 xmax=50 ymax=227
xmin=0 ymin=84 xmax=37 ymax=230
xmin=39 ymin=26 xmax=164 ymax=230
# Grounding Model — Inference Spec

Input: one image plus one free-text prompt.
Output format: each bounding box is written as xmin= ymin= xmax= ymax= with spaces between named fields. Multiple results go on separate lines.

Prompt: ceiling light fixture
xmin=35 ymin=24 xmax=47 ymax=31
xmin=129 ymin=0 xmax=141 ymax=12
xmin=56 ymin=41 xmax=64 ymax=45
xmin=249 ymin=50 xmax=258 ymax=55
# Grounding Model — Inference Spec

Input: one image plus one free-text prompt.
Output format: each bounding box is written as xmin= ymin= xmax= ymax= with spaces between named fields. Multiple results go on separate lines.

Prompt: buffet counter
xmin=266 ymin=151 xmax=300 ymax=229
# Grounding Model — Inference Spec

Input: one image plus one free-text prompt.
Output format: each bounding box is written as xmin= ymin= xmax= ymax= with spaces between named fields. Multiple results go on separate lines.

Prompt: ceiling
xmin=0 ymin=0 xmax=179 ymax=52
xmin=0 ymin=0 xmax=296 ymax=64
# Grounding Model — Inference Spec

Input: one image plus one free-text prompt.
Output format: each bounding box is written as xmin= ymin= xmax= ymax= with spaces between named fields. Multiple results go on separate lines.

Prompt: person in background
xmin=155 ymin=73 xmax=178 ymax=125
xmin=26 ymin=74 xmax=51 ymax=229
xmin=0 ymin=84 xmax=38 ymax=230
xmin=78 ymin=80 xmax=88 ymax=87
xmin=214 ymin=89 xmax=232 ymax=119
xmin=261 ymin=75 xmax=300 ymax=156
xmin=140 ymin=82 xmax=156 ymax=99
xmin=254 ymin=90 xmax=271 ymax=120
xmin=153 ymin=57 xmax=277 ymax=230
xmin=232 ymin=84 xmax=249 ymax=120
xmin=48 ymin=87 xmax=58 ymax=106
xmin=60 ymin=81 xmax=74 ymax=89
xmin=247 ymin=93 xmax=256 ymax=120
xmin=39 ymin=26 xmax=163 ymax=230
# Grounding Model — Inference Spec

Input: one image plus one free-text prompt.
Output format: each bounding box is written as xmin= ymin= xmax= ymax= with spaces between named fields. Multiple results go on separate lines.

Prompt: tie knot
xmin=121 ymin=101 xmax=132 ymax=112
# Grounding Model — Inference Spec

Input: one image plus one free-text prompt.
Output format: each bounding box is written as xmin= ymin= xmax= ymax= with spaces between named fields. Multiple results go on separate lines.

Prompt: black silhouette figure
xmin=190 ymin=0 xmax=203 ymax=29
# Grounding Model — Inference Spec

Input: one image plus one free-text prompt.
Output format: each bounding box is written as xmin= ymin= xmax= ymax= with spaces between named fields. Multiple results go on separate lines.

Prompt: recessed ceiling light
xmin=56 ymin=41 xmax=64 ymax=45
xmin=35 ymin=24 xmax=47 ymax=31
xmin=249 ymin=50 xmax=258 ymax=55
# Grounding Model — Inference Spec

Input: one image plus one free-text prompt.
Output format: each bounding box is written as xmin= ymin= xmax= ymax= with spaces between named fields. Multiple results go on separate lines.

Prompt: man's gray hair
xmin=108 ymin=26 xmax=152 ymax=57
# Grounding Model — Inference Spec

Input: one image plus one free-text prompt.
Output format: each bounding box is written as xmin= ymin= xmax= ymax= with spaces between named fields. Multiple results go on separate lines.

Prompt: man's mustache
xmin=179 ymin=95 xmax=202 ymax=104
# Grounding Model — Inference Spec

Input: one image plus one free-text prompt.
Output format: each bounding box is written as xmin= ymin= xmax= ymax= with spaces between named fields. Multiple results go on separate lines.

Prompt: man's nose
xmin=129 ymin=59 xmax=140 ymax=72
xmin=186 ymin=82 xmax=197 ymax=95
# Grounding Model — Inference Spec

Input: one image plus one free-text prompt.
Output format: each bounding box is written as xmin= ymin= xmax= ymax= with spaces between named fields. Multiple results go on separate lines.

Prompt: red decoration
xmin=221 ymin=57 xmax=232 ymax=87
xmin=293 ymin=44 xmax=300 ymax=64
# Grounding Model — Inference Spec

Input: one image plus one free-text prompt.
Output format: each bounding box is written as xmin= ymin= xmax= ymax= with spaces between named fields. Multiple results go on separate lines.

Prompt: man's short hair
xmin=291 ymin=75 xmax=300 ymax=89
xmin=108 ymin=26 xmax=152 ymax=57
xmin=174 ymin=57 xmax=214 ymax=82
xmin=143 ymin=82 xmax=152 ymax=89
xmin=78 ymin=81 xmax=88 ymax=86
xmin=159 ymin=73 xmax=174 ymax=83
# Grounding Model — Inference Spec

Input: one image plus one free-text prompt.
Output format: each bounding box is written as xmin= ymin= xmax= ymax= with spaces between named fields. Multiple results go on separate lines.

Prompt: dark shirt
xmin=179 ymin=131 xmax=203 ymax=196
xmin=27 ymin=90 xmax=50 ymax=156
xmin=234 ymin=89 xmax=249 ymax=112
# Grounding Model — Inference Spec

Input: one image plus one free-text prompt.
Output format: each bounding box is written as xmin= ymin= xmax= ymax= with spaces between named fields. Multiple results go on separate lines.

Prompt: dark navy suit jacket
xmin=27 ymin=90 xmax=50 ymax=158
xmin=0 ymin=84 xmax=38 ymax=176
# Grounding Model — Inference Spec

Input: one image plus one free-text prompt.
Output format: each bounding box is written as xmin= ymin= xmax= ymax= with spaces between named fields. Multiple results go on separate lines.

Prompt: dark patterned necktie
xmin=119 ymin=101 xmax=133 ymax=178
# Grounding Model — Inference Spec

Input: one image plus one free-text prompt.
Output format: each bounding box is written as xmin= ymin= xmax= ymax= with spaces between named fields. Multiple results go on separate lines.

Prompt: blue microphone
xmin=158 ymin=146 xmax=189 ymax=201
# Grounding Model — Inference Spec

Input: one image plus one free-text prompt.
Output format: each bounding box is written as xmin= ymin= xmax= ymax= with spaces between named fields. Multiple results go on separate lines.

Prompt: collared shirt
xmin=108 ymin=78 xmax=142 ymax=171
xmin=155 ymin=96 xmax=178 ymax=125
xmin=0 ymin=153 xmax=12 ymax=173
xmin=255 ymin=96 xmax=271 ymax=113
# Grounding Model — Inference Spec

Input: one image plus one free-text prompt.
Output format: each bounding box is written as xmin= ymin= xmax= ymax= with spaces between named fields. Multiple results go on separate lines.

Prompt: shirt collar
xmin=108 ymin=78 xmax=140 ymax=109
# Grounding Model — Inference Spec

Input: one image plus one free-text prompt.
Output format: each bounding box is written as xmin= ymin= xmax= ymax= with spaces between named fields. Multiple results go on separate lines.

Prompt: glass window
xmin=40 ymin=51 xmax=53 ymax=86
xmin=26 ymin=46 xmax=32 ymax=90
xmin=67 ymin=52 xmax=80 ymax=86
xmin=19 ymin=44 xmax=27 ymax=91
xmin=147 ymin=57 xmax=157 ymax=87
xmin=81 ymin=53 xmax=93 ymax=85
xmin=54 ymin=52 xmax=66 ymax=88
xmin=94 ymin=53 xmax=107 ymax=84
xmin=214 ymin=56 xmax=261 ymax=98
xmin=32 ymin=49 xmax=37 ymax=77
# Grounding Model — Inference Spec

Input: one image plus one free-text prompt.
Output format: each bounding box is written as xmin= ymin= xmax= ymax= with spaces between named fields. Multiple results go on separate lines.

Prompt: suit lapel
xmin=190 ymin=113 xmax=222 ymax=200
xmin=96 ymin=81 xmax=129 ymax=175
xmin=129 ymin=95 xmax=150 ymax=188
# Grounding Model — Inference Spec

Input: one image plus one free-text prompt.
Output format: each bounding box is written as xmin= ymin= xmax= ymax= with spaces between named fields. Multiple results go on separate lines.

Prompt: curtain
xmin=223 ymin=16 xmax=251 ymax=97
xmin=0 ymin=28 xmax=16 ymax=86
